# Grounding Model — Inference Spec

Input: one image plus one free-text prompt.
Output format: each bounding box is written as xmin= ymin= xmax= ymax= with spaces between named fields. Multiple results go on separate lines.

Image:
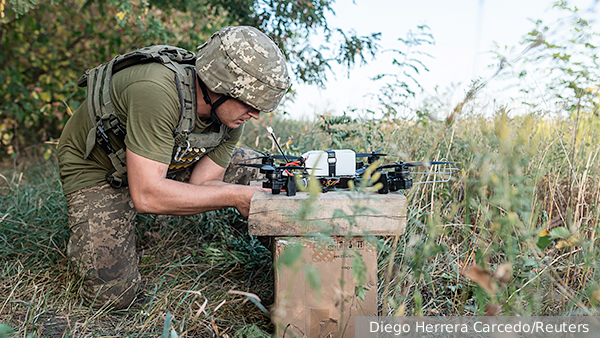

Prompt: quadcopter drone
xmin=240 ymin=128 xmax=459 ymax=196
xmin=239 ymin=150 xmax=306 ymax=196
xmin=306 ymin=147 xmax=457 ymax=194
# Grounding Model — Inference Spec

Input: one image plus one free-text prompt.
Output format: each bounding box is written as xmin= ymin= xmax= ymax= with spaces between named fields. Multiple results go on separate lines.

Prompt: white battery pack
xmin=302 ymin=149 xmax=356 ymax=177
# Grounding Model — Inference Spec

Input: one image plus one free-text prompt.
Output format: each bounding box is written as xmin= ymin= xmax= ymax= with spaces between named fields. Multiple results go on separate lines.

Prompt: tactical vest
xmin=77 ymin=45 xmax=232 ymax=188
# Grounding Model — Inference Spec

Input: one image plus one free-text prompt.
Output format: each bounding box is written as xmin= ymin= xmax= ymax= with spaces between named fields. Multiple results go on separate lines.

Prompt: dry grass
xmin=2 ymin=108 xmax=600 ymax=336
xmin=0 ymin=159 xmax=274 ymax=337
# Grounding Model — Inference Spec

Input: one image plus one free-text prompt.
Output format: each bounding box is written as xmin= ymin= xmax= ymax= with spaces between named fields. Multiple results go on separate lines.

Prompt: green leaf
xmin=234 ymin=324 xmax=271 ymax=338
xmin=352 ymin=252 xmax=367 ymax=285
xmin=304 ymin=264 xmax=321 ymax=291
xmin=278 ymin=242 xmax=303 ymax=267
xmin=0 ymin=323 xmax=15 ymax=335
xmin=549 ymin=227 xmax=571 ymax=240
xmin=246 ymin=296 xmax=270 ymax=316
xmin=355 ymin=285 xmax=367 ymax=301
xmin=537 ymin=235 xmax=552 ymax=250
xmin=162 ymin=312 xmax=173 ymax=338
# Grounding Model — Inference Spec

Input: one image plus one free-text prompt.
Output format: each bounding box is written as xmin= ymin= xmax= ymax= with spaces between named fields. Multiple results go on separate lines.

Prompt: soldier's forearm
xmin=130 ymin=178 xmax=244 ymax=215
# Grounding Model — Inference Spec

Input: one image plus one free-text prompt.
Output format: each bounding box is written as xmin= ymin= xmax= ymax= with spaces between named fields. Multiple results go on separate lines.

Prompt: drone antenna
xmin=267 ymin=126 xmax=289 ymax=163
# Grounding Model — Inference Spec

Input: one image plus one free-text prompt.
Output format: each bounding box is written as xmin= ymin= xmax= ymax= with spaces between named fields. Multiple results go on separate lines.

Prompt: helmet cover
xmin=196 ymin=26 xmax=291 ymax=112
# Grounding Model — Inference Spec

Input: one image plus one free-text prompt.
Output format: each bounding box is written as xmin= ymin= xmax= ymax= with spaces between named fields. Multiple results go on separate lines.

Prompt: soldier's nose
xmin=248 ymin=110 xmax=260 ymax=119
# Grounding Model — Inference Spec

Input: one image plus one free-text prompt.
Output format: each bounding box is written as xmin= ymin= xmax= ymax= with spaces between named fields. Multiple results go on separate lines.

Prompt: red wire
xmin=284 ymin=160 xmax=301 ymax=176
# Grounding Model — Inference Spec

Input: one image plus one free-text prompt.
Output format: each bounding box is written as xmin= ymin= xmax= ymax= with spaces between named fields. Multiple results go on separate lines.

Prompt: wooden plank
xmin=248 ymin=191 xmax=406 ymax=236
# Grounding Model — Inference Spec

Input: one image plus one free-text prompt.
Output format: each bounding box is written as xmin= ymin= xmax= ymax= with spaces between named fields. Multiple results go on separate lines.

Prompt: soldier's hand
xmin=236 ymin=185 xmax=269 ymax=218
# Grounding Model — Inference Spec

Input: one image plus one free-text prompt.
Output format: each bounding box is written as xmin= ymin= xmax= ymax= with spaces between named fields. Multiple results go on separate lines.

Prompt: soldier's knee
xmin=66 ymin=183 xmax=141 ymax=310
xmin=224 ymin=147 xmax=262 ymax=185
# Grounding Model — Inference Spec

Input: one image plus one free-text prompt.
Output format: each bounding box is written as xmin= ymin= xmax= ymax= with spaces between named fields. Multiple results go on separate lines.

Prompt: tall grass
xmin=245 ymin=105 xmax=600 ymax=318
xmin=389 ymin=110 xmax=600 ymax=316
xmin=1 ymin=104 xmax=600 ymax=336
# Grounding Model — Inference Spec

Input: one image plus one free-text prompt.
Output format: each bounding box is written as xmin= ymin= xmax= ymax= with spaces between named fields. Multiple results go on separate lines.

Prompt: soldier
xmin=57 ymin=26 xmax=291 ymax=309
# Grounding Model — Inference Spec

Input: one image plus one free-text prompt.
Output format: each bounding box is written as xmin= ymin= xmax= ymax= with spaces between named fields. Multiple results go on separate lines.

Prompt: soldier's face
xmin=216 ymin=99 xmax=261 ymax=128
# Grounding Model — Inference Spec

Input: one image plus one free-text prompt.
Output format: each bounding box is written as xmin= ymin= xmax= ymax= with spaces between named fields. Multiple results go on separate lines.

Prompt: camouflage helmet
xmin=196 ymin=26 xmax=291 ymax=113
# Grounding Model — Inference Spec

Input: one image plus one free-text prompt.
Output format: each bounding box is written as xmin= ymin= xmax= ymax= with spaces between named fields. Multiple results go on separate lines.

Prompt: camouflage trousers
xmin=66 ymin=147 xmax=261 ymax=309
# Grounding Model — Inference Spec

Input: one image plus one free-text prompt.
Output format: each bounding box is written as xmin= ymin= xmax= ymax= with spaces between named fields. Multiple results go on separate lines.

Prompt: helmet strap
xmin=197 ymin=75 xmax=230 ymax=125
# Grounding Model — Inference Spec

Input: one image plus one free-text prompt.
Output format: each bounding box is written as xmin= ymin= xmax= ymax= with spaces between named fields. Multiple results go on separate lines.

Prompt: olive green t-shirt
xmin=58 ymin=63 xmax=243 ymax=195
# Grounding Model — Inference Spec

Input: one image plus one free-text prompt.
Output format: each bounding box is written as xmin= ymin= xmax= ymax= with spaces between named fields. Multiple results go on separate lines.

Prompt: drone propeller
xmin=356 ymin=146 xmax=388 ymax=158
xmin=255 ymin=149 xmax=269 ymax=157
xmin=238 ymin=163 xmax=277 ymax=171
xmin=239 ymin=163 xmax=310 ymax=172
xmin=404 ymin=160 xmax=455 ymax=167
xmin=275 ymin=165 xmax=309 ymax=170
xmin=378 ymin=161 xmax=455 ymax=169
xmin=356 ymin=146 xmax=390 ymax=164
xmin=241 ymin=154 xmax=302 ymax=162
xmin=356 ymin=152 xmax=388 ymax=158
xmin=240 ymin=150 xmax=302 ymax=163
xmin=275 ymin=154 xmax=301 ymax=160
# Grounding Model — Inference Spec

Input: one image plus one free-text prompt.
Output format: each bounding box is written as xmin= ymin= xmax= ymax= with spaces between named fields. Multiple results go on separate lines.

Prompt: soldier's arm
xmin=126 ymin=148 xmax=265 ymax=217
xmin=187 ymin=152 xmax=228 ymax=185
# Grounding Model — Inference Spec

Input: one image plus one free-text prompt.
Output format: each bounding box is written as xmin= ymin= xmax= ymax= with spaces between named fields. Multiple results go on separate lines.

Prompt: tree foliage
xmin=0 ymin=0 xmax=380 ymax=160
xmin=497 ymin=0 xmax=600 ymax=114
xmin=372 ymin=25 xmax=435 ymax=119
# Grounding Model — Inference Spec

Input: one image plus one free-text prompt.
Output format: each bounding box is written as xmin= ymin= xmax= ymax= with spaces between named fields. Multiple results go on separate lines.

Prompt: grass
xmin=0 ymin=157 xmax=275 ymax=337
xmin=1 ymin=104 xmax=600 ymax=336
xmin=245 ymin=107 xmax=600 ymax=317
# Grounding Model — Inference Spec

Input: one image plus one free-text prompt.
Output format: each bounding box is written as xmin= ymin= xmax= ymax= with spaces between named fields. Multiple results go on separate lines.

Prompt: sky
xmin=281 ymin=0 xmax=599 ymax=120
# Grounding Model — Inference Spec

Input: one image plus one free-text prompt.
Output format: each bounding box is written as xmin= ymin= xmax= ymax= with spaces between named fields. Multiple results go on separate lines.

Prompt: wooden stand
xmin=248 ymin=191 xmax=406 ymax=338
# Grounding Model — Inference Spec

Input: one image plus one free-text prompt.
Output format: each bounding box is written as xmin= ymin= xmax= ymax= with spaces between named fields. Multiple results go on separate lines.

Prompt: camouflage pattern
xmin=168 ymin=147 xmax=263 ymax=183
xmin=66 ymin=182 xmax=141 ymax=310
xmin=65 ymin=147 xmax=262 ymax=309
xmin=223 ymin=147 xmax=264 ymax=184
xmin=196 ymin=26 xmax=291 ymax=113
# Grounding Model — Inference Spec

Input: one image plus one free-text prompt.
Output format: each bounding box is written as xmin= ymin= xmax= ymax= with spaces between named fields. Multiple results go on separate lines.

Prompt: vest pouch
xmin=187 ymin=131 xmax=224 ymax=150
xmin=168 ymin=125 xmax=231 ymax=172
